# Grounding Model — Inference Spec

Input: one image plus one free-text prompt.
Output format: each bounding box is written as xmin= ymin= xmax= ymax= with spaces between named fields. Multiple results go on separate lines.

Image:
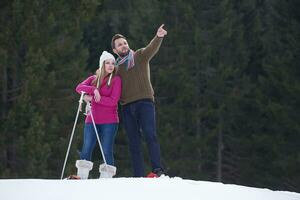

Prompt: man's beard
xmin=118 ymin=49 xmax=130 ymax=57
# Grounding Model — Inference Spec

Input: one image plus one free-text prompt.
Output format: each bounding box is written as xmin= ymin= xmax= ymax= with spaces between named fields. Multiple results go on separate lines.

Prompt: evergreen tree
xmin=0 ymin=0 xmax=299 ymax=192
xmin=0 ymin=0 xmax=100 ymax=178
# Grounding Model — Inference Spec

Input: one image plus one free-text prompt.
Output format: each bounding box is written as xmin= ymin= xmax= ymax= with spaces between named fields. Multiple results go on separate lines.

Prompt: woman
xmin=75 ymin=51 xmax=121 ymax=178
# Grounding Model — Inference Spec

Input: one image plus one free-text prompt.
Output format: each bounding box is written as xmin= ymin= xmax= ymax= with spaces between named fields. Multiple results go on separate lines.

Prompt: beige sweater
xmin=117 ymin=36 xmax=163 ymax=105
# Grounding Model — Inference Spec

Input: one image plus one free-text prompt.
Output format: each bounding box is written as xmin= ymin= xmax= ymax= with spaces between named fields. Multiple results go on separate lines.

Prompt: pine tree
xmin=0 ymin=0 xmax=100 ymax=178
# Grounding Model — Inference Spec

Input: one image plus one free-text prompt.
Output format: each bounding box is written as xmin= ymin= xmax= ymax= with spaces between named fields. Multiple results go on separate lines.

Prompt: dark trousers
xmin=122 ymin=99 xmax=163 ymax=177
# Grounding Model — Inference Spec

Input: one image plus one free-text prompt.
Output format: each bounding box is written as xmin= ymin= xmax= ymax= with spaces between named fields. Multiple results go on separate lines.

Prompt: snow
xmin=1 ymin=176 xmax=299 ymax=200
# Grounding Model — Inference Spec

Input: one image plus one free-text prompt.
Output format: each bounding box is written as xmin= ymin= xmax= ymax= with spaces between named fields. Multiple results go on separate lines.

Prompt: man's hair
xmin=111 ymin=34 xmax=126 ymax=49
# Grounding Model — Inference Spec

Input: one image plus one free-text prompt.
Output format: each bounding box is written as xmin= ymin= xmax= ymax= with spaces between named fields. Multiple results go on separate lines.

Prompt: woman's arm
xmin=75 ymin=75 xmax=97 ymax=95
xmin=95 ymin=76 xmax=121 ymax=107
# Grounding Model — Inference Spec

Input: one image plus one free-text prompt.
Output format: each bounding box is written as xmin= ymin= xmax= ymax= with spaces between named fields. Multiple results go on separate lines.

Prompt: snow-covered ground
xmin=1 ymin=176 xmax=299 ymax=200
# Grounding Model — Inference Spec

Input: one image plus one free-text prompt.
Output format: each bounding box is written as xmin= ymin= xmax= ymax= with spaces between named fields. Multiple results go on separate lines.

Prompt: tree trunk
xmin=217 ymin=114 xmax=223 ymax=182
xmin=1 ymin=57 xmax=8 ymax=119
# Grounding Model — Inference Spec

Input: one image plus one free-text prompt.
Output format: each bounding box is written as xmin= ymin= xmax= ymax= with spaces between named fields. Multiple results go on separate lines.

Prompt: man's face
xmin=113 ymin=38 xmax=130 ymax=57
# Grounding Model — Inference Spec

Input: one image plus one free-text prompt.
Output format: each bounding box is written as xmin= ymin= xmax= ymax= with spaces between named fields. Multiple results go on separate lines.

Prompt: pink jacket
xmin=76 ymin=75 xmax=121 ymax=124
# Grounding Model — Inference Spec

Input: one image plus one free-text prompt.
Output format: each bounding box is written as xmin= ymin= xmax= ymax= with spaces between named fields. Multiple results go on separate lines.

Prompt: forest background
xmin=1 ymin=0 xmax=299 ymax=193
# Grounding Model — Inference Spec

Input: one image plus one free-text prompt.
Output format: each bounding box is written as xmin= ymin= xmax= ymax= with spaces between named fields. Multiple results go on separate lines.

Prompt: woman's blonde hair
xmin=92 ymin=60 xmax=117 ymax=88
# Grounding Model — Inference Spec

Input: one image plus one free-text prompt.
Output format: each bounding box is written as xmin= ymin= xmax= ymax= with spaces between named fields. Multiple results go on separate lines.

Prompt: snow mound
xmin=0 ymin=176 xmax=299 ymax=200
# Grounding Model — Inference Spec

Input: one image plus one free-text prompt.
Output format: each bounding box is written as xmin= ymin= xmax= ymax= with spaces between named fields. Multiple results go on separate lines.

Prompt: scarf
xmin=116 ymin=49 xmax=135 ymax=70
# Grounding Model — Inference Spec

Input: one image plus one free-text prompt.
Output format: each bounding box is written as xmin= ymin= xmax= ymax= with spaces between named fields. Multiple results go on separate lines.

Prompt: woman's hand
xmin=93 ymin=89 xmax=101 ymax=103
xmin=83 ymin=95 xmax=92 ymax=103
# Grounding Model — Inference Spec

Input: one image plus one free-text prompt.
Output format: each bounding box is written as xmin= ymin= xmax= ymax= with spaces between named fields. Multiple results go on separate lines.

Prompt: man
xmin=111 ymin=24 xmax=167 ymax=177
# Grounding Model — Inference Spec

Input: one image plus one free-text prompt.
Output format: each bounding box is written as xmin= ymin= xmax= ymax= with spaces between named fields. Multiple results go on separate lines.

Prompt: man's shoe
xmin=146 ymin=168 xmax=165 ymax=178
xmin=153 ymin=168 xmax=164 ymax=177
xmin=146 ymin=172 xmax=159 ymax=178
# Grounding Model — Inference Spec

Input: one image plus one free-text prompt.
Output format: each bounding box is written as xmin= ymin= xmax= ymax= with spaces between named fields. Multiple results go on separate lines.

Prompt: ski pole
xmin=60 ymin=92 xmax=85 ymax=179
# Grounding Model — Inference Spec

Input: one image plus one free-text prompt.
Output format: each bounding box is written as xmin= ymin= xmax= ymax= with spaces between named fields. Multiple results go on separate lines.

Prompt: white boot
xmin=75 ymin=160 xmax=93 ymax=179
xmin=99 ymin=163 xmax=117 ymax=178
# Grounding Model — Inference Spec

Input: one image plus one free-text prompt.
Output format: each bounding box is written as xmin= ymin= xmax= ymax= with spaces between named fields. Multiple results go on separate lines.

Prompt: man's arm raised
xmin=141 ymin=24 xmax=167 ymax=61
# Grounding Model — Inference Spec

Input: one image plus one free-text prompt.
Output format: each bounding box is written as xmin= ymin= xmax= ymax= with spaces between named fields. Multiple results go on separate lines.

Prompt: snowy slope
xmin=1 ymin=177 xmax=299 ymax=200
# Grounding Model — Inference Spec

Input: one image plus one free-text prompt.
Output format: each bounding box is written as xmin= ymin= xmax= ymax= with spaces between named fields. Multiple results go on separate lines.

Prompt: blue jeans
xmin=122 ymin=99 xmax=163 ymax=177
xmin=80 ymin=123 xmax=118 ymax=166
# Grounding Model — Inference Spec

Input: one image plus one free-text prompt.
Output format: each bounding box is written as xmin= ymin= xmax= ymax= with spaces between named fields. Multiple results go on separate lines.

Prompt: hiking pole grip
xmin=60 ymin=92 xmax=85 ymax=179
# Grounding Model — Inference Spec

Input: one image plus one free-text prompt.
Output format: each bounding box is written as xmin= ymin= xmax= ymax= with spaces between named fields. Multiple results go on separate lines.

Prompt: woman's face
xmin=104 ymin=59 xmax=115 ymax=74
